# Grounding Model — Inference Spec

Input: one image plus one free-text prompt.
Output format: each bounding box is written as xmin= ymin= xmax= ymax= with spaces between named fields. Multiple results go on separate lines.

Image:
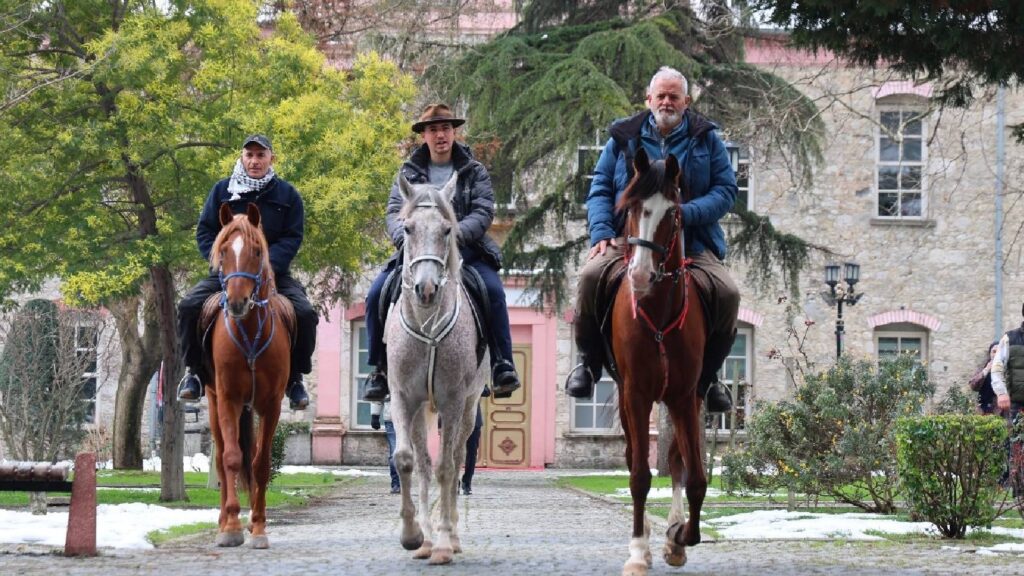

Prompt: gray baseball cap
xmin=242 ymin=134 xmax=273 ymax=151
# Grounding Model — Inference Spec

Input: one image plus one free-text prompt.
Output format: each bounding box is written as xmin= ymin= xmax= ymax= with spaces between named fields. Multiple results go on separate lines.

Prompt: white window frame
xmin=75 ymin=323 xmax=98 ymax=424
xmin=351 ymin=321 xmax=373 ymax=430
xmin=706 ymin=326 xmax=752 ymax=432
xmin=726 ymin=144 xmax=753 ymax=212
xmin=576 ymin=145 xmax=604 ymax=206
xmin=569 ymin=342 xmax=618 ymax=434
xmin=874 ymin=103 xmax=928 ymax=219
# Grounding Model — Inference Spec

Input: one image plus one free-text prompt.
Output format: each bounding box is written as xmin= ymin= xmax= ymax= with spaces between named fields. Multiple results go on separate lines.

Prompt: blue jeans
xmin=384 ymin=420 xmax=399 ymax=490
xmin=365 ymin=256 xmax=513 ymax=370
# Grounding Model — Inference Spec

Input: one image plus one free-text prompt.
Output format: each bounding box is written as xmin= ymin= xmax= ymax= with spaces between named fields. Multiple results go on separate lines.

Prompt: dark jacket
xmin=385 ymin=142 xmax=502 ymax=269
xmin=586 ymin=109 xmax=737 ymax=259
xmin=197 ymin=176 xmax=304 ymax=277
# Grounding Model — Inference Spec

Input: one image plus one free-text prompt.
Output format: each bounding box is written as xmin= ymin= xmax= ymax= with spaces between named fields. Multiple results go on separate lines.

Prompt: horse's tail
xmin=238 ymin=405 xmax=255 ymax=495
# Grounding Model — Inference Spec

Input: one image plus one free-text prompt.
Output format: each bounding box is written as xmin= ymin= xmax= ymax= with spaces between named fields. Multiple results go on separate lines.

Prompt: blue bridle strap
xmin=219 ymin=258 xmax=276 ymax=370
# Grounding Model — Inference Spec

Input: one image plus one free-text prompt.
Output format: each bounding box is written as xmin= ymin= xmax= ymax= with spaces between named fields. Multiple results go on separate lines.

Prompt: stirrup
xmin=362 ymin=368 xmax=389 ymax=401
xmin=491 ymin=360 xmax=520 ymax=398
xmin=286 ymin=377 xmax=309 ymax=410
xmin=565 ymin=363 xmax=595 ymax=398
xmin=177 ymin=370 xmax=203 ymax=403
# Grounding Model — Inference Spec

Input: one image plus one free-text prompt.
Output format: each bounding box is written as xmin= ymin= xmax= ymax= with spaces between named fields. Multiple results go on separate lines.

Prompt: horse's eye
xmin=404 ymin=224 xmax=412 ymax=235
xmin=443 ymin=226 xmax=451 ymax=237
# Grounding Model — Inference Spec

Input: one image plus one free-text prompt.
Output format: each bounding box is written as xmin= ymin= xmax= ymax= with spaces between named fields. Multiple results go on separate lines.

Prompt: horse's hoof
xmin=666 ymin=521 xmax=699 ymax=547
xmin=216 ymin=531 xmax=244 ymax=547
xmin=451 ymin=535 xmax=462 ymax=554
xmin=251 ymin=534 xmax=269 ymax=549
xmin=401 ymin=529 xmax=424 ymax=551
xmin=428 ymin=546 xmax=454 ymax=565
xmin=662 ymin=542 xmax=687 ymax=567
xmin=622 ymin=560 xmax=648 ymax=576
xmin=412 ymin=540 xmax=433 ymax=559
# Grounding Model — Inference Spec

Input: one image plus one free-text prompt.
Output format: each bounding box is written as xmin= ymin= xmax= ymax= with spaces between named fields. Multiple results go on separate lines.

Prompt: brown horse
xmin=611 ymin=148 xmax=707 ymax=576
xmin=205 ymin=202 xmax=294 ymax=548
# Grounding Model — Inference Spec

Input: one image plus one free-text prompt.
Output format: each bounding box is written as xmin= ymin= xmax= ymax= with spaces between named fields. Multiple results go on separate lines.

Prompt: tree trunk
xmin=151 ymin=264 xmax=187 ymax=502
xmin=110 ymin=290 xmax=162 ymax=469
xmin=656 ymin=404 xmax=672 ymax=477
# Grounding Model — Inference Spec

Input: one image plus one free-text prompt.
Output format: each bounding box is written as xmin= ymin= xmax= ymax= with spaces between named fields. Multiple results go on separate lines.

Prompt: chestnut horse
xmin=206 ymin=203 xmax=294 ymax=548
xmin=612 ymin=148 xmax=707 ymax=576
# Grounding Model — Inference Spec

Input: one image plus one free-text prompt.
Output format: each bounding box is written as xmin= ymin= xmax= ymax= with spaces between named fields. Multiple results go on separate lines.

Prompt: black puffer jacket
xmin=385 ymin=142 xmax=502 ymax=269
xmin=197 ymin=176 xmax=304 ymax=277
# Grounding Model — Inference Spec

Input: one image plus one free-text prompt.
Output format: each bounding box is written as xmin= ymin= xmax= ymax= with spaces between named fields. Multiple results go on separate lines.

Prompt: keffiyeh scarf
xmin=226 ymin=159 xmax=276 ymax=201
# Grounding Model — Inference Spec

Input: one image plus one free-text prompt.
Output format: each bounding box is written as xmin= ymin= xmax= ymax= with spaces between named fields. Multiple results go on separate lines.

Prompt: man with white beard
xmin=565 ymin=66 xmax=740 ymax=414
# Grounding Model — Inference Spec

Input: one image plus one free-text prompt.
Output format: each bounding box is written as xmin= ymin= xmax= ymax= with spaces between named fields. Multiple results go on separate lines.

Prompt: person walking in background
xmin=969 ymin=341 xmax=1001 ymax=415
xmin=370 ymin=396 xmax=400 ymax=494
xmin=461 ymin=404 xmax=484 ymax=495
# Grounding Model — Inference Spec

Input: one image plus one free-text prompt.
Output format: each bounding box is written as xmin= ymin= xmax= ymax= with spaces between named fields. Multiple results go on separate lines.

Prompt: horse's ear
xmin=664 ymin=153 xmax=680 ymax=187
xmin=440 ymin=172 xmax=458 ymax=204
xmin=399 ymin=174 xmax=415 ymax=203
xmin=246 ymin=202 xmax=261 ymax=227
xmin=218 ymin=203 xmax=233 ymax=226
xmin=634 ymin=147 xmax=650 ymax=174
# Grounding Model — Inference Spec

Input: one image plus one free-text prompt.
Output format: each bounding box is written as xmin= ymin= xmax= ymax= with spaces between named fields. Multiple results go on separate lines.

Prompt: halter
xmin=398 ymin=200 xmax=461 ymax=412
xmin=218 ymin=246 xmax=277 ymax=406
xmin=401 ymin=202 xmax=453 ymax=293
xmin=624 ymin=195 xmax=691 ymax=402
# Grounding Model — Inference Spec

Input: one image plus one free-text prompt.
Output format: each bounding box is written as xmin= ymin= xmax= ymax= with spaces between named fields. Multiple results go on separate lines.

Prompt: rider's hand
xmin=587 ymin=238 xmax=616 ymax=260
xmin=370 ymin=414 xmax=381 ymax=430
xmin=998 ymin=393 xmax=1011 ymax=411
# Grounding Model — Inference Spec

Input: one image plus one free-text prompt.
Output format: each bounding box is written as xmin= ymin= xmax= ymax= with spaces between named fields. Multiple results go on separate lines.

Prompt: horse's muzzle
xmin=414 ymin=281 xmax=437 ymax=306
xmin=227 ymin=297 xmax=251 ymax=319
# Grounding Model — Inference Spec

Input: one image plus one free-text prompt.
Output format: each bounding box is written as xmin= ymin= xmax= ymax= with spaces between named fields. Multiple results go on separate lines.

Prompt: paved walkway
xmin=1 ymin=469 xmax=1022 ymax=575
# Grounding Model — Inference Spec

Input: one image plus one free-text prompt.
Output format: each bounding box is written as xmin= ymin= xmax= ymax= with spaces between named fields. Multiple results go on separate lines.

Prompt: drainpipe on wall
xmin=995 ymin=85 xmax=1006 ymax=340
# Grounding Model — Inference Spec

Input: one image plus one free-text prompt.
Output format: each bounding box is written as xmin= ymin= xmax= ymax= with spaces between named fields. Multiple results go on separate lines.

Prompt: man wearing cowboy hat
xmin=362 ymin=104 xmax=521 ymax=401
xmin=176 ymin=134 xmax=315 ymax=410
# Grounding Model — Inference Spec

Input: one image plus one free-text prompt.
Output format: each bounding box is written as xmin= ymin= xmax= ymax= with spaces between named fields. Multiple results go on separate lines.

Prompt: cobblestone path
xmin=1 ymin=469 xmax=1021 ymax=575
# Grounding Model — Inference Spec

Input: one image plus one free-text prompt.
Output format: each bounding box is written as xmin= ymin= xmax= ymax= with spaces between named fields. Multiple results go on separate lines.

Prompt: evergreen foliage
xmin=430 ymin=3 xmax=825 ymax=307
xmin=749 ymin=0 xmax=1024 ymax=142
xmin=722 ymin=355 xmax=934 ymax=513
xmin=895 ymin=415 xmax=1007 ymax=538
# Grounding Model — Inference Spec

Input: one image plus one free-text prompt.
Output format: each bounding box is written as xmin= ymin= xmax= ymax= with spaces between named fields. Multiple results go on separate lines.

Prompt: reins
xmin=398 ymin=200 xmax=462 ymax=413
xmin=218 ymin=239 xmax=277 ymax=407
xmin=624 ymin=199 xmax=691 ymax=402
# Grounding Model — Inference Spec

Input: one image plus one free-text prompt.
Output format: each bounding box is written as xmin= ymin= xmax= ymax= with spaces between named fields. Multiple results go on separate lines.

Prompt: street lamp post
xmin=823 ymin=262 xmax=864 ymax=359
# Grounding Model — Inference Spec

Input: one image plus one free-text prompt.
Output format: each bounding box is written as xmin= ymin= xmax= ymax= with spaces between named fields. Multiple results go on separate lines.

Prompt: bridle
xmin=398 ymin=201 xmax=461 ymax=412
xmin=218 ymin=233 xmax=278 ymax=400
xmin=623 ymin=190 xmax=693 ymax=402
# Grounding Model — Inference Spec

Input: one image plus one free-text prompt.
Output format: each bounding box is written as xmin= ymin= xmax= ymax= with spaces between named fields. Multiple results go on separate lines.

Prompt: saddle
xmin=199 ymin=292 xmax=297 ymax=376
xmin=379 ymin=263 xmax=489 ymax=366
xmin=594 ymin=263 xmax=712 ymax=384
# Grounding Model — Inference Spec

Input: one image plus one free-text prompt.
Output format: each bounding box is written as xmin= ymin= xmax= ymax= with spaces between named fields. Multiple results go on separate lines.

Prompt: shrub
xmin=895 ymin=415 xmax=1007 ymax=538
xmin=723 ymin=355 xmax=934 ymax=512
xmin=934 ymin=384 xmax=976 ymax=415
xmin=270 ymin=421 xmax=310 ymax=483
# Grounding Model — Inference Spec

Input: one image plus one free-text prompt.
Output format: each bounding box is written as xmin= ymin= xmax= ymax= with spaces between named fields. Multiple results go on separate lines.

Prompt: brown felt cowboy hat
xmin=411 ymin=104 xmax=465 ymax=133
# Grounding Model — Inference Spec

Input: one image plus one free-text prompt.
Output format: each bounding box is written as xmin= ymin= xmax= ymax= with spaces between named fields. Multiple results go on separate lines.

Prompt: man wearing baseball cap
xmin=361 ymin=104 xmax=521 ymax=401
xmin=176 ymin=134 xmax=317 ymax=410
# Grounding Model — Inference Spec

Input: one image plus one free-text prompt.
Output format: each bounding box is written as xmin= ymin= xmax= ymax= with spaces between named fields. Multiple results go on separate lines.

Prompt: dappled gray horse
xmin=385 ymin=173 xmax=488 ymax=565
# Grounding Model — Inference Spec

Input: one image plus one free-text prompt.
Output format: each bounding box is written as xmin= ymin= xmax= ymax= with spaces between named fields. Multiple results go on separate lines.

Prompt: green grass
xmin=0 ymin=469 xmax=354 ymax=508
xmin=148 ymin=522 xmax=218 ymax=546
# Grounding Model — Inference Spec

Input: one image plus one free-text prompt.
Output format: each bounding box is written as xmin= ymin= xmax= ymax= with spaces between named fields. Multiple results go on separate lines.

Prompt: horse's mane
xmin=210 ymin=214 xmax=275 ymax=287
xmin=399 ymin=184 xmax=462 ymax=277
xmin=615 ymin=159 xmax=668 ymax=214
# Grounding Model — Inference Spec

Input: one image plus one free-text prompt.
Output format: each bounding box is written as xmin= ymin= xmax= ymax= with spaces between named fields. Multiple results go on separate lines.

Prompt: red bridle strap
xmin=630 ymin=258 xmax=692 ymax=403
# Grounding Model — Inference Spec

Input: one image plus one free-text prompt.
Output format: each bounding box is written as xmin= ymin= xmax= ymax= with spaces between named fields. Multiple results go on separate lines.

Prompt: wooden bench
xmin=0 ymin=452 xmax=97 ymax=556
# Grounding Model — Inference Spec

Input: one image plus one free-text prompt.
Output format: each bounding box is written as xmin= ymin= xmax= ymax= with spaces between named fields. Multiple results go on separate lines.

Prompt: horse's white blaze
xmin=628 ymin=193 xmax=675 ymax=281
xmin=231 ymin=235 xmax=244 ymax=270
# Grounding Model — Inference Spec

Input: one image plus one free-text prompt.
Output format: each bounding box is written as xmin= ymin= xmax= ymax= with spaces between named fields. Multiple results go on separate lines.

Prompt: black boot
xmin=177 ymin=368 xmax=204 ymax=403
xmin=286 ymin=375 xmax=310 ymax=410
xmin=698 ymin=376 xmax=732 ymax=414
xmin=565 ymin=360 xmax=601 ymax=398
xmin=362 ymin=366 xmax=389 ymax=401
xmin=491 ymin=360 xmax=521 ymax=399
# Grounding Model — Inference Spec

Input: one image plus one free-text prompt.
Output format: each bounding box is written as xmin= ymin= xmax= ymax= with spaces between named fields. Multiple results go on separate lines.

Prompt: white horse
xmin=385 ymin=173 xmax=488 ymax=564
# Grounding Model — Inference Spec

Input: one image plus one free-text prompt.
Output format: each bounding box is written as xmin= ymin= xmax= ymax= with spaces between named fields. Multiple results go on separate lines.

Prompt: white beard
xmin=654 ymin=109 xmax=682 ymax=131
